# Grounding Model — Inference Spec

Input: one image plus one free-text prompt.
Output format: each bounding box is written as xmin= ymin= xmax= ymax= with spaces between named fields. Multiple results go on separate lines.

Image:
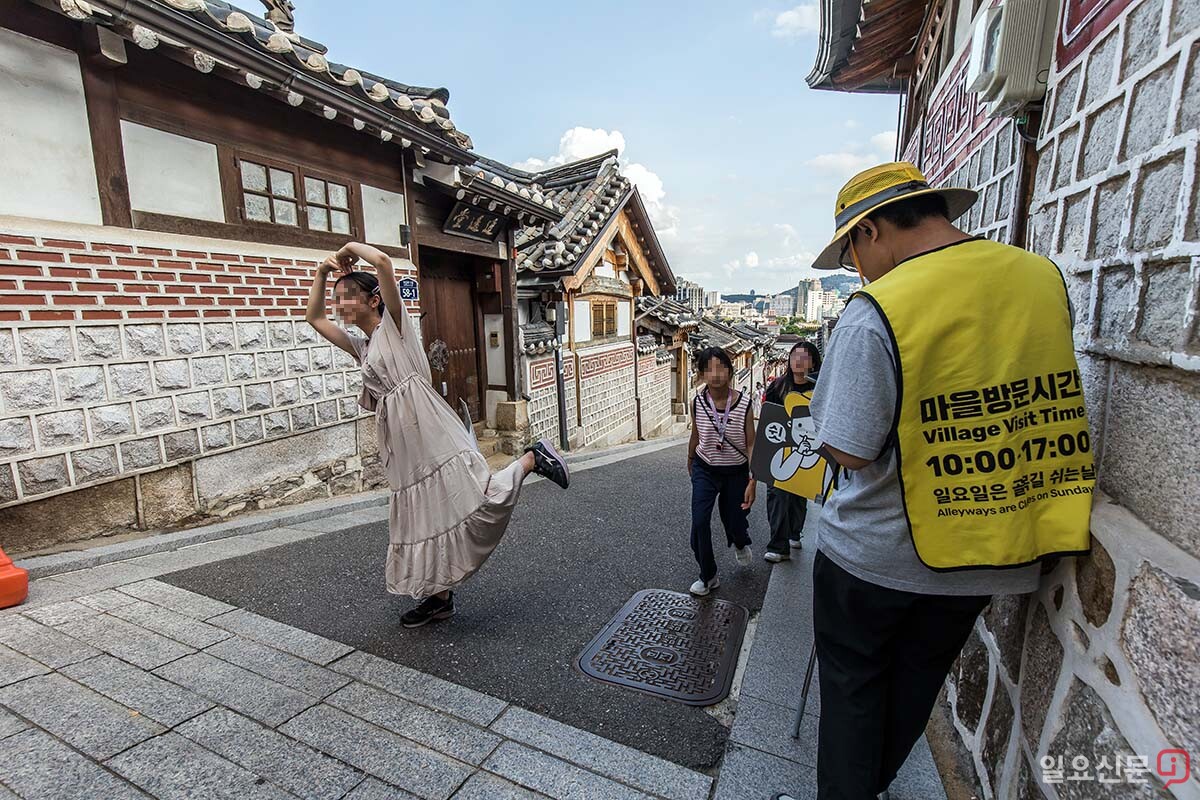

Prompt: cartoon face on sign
xmin=751 ymin=393 xmax=835 ymax=501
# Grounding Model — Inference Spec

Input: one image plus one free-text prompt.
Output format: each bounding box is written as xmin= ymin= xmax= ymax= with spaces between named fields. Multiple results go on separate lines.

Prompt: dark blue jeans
xmin=690 ymin=459 xmax=752 ymax=582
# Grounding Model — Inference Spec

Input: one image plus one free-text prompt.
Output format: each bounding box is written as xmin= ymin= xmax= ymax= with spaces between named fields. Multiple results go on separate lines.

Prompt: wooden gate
xmin=419 ymin=252 xmax=482 ymax=421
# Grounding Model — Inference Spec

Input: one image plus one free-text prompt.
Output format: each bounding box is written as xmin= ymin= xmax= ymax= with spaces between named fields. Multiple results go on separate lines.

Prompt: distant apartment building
xmin=703 ymin=290 xmax=721 ymax=309
xmin=714 ymin=302 xmax=747 ymax=319
xmin=796 ymin=278 xmax=822 ymax=319
xmin=770 ymin=293 xmax=796 ymax=317
xmin=675 ymin=279 xmax=704 ymax=313
xmin=804 ymin=290 xmax=840 ymax=321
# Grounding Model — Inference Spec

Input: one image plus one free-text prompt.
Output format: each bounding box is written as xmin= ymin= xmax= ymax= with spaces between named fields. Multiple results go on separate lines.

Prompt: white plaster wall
xmin=361 ymin=184 xmax=407 ymax=247
xmin=0 ymin=29 xmax=101 ymax=226
xmin=617 ymin=302 xmax=632 ymax=336
xmin=483 ymin=313 xmax=506 ymax=387
xmin=574 ymin=300 xmax=592 ymax=343
xmin=121 ymin=121 xmax=224 ymax=223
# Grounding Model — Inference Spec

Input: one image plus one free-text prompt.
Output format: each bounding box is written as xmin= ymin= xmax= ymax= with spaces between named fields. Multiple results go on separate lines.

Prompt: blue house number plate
xmin=398 ymin=277 xmax=419 ymax=301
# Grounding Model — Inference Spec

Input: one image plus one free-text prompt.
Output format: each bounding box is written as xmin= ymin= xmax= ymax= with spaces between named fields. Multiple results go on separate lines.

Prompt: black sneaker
xmin=526 ymin=438 xmax=570 ymax=489
xmin=401 ymin=593 xmax=454 ymax=628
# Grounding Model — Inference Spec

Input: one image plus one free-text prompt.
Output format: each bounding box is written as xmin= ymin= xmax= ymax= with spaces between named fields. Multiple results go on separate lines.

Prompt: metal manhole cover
xmin=576 ymin=589 xmax=749 ymax=706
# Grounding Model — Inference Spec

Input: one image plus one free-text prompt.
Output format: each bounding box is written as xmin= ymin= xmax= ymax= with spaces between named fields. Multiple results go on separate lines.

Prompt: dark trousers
xmin=766 ymin=487 xmax=808 ymax=553
xmin=689 ymin=459 xmax=752 ymax=582
xmin=813 ymin=550 xmax=990 ymax=800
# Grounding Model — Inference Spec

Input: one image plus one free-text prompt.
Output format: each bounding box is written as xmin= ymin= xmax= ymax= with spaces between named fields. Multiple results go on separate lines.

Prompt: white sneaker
xmin=789 ymin=538 xmax=803 ymax=550
xmin=764 ymin=551 xmax=788 ymax=563
xmin=689 ymin=577 xmax=720 ymax=596
xmin=735 ymin=546 xmax=752 ymax=566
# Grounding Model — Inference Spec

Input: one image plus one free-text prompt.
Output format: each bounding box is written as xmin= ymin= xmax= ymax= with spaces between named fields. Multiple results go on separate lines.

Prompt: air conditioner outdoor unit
xmin=964 ymin=0 xmax=1059 ymax=117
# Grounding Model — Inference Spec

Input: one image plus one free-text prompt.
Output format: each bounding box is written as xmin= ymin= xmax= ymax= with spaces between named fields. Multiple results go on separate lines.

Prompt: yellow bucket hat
xmin=812 ymin=162 xmax=978 ymax=271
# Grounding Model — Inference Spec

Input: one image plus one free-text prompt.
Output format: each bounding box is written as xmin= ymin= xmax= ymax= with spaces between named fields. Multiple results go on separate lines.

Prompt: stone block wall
xmin=526 ymin=354 xmax=577 ymax=446
xmin=576 ymin=343 xmax=636 ymax=449
xmin=939 ymin=0 xmax=1200 ymax=795
xmin=0 ymin=221 xmax=407 ymax=553
xmin=637 ymin=353 xmax=675 ymax=437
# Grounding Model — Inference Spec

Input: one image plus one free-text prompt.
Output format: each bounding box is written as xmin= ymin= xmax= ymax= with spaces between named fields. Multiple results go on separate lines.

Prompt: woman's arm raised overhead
xmin=336 ymin=241 xmax=406 ymax=333
xmin=305 ymin=255 xmax=357 ymax=359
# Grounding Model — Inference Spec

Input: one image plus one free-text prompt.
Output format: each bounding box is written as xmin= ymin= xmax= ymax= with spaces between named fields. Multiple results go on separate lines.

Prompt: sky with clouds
xmin=296 ymin=0 xmax=900 ymax=295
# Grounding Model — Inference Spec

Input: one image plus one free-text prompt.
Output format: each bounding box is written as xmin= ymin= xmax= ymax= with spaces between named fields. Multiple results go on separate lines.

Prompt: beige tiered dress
xmin=348 ymin=307 xmax=527 ymax=599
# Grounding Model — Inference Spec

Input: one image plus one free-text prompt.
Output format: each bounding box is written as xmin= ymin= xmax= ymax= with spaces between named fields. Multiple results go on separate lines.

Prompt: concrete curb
xmin=15 ymin=492 xmax=388 ymax=580
xmin=16 ymin=435 xmax=689 ymax=581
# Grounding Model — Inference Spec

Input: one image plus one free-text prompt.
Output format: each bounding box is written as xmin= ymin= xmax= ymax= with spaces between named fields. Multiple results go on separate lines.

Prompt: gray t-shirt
xmin=810 ymin=296 xmax=1040 ymax=596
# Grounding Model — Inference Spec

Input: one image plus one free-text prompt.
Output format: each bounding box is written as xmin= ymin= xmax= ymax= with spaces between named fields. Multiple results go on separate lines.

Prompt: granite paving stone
xmin=61 ymin=654 xmax=214 ymax=728
xmin=153 ymin=652 xmax=318 ymax=727
xmin=175 ymin=536 xmax=277 ymax=561
xmin=204 ymin=636 xmax=352 ymax=698
xmin=326 ymin=681 xmax=502 ymax=765
xmin=58 ymin=613 xmax=195 ymax=670
xmin=491 ymin=706 xmax=712 ymax=800
xmin=483 ymin=742 xmax=654 ymax=800
xmin=0 ymin=783 xmax=16 ymax=799
xmin=288 ymin=510 xmax=386 ymax=533
xmin=0 ymin=728 xmax=150 ymax=800
xmin=451 ymin=772 xmax=547 ymax=800
xmin=75 ymin=589 xmax=139 ymax=612
xmin=20 ymin=600 xmax=101 ymax=628
xmin=279 ymin=704 xmax=473 ymax=800
xmin=331 ymin=650 xmax=508 ymax=727
xmin=728 ymin=696 xmax=819 ymax=767
xmin=50 ymin=561 xmax=164 ymax=593
xmin=2 ymin=578 xmax=78 ymax=613
xmin=712 ymin=742 xmax=817 ymax=800
xmin=116 ymin=579 xmax=236 ymax=620
xmin=0 ymin=707 xmax=29 ymax=740
xmin=106 ymin=732 xmax=294 ymax=800
xmin=109 ymin=599 xmax=232 ymax=648
xmin=0 ymin=614 xmax=99 ymax=668
xmin=343 ymin=777 xmax=421 ymax=800
xmin=247 ymin=527 xmax=330 ymax=545
xmin=0 ymin=643 xmax=50 ymax=687
xmin=0 ymin=673 xmax=164 ymax=760
xmin=177 ymin=708 xmax=364 ymax=800
xmin=209 ymin=609 xmax=353 ymax=665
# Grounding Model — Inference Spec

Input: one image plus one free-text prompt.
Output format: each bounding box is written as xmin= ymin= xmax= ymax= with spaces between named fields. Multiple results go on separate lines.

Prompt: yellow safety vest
xmin=855 ymin=238 xmax=1094 ymax=571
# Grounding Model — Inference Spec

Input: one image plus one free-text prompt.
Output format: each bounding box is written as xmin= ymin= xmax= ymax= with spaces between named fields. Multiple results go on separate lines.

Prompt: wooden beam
xmin=615 ymin=211 xmax=661 ymax=298
xmin=79 ymin=56 xmax=133 ymax=228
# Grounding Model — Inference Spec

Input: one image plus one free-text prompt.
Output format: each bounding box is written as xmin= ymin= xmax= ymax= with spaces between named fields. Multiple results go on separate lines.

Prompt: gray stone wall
xmin=637 ymin=354 xmax=675 ymax=438
xmin=941 ymin=0 xmax=1200 ymax=795
xmin=0 ymin=226 xmax=385 ymax=554
xmin=577 ymin=343 xmax=637 ymax=449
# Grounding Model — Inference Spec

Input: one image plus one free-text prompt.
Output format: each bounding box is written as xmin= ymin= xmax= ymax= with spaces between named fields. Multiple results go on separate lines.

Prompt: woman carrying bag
xmin=686 ymin=347 xmax=757 ymax=596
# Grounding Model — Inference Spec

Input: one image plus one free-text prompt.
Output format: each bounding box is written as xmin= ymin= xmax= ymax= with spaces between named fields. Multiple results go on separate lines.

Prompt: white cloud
xmin=844 ymin=119 xmax=860 ymax=129
xmin=771 ymin=4 xmax=819 ymax=38
xmin=805 ymin=130 xmax=902 ymax=182
xmin=512 ymin=127 xmax=626 ymax=171
xmin=774 ymin=223 xmax=799 ymax=248
xmin=744 ymin=251 xmax=760 ymax=268
xmin=516 ymin=127 xmax=680 ymax=239
xmin=870 ymin=131 xmax=898 ymax=156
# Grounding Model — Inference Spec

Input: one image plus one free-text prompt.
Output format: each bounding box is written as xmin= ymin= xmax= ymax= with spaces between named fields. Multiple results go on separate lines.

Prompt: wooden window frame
xmin=590 ymin=298 xmax=620 ymax=338
xmin=223 ymin=147 xmax=365 ymax=240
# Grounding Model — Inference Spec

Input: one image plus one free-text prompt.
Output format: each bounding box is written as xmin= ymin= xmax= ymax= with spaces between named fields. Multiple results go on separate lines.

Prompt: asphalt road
xmin=163 ymin=443 xmax=773 ymax=770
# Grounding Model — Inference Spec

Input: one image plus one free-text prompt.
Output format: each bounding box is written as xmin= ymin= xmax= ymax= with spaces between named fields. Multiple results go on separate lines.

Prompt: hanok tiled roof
xmin=636 ymin=334 xmax=657 ymax=355
xmin=43 ymin=0 xmax=474 ymax=154
xmin=693 ymin=319 xmax=752 ymax=354
xmin=636 ymin=296 xmax=700 ymax=331
xmin=519 ymin=321 xmax=560 ymax=356
xmin=509 ymin=152 xmax=632 ymax=275
xmin=732 ymin=324 xmax=774 ymax=347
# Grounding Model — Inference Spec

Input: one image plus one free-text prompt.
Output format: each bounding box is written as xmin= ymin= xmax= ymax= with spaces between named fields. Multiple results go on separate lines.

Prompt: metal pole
xmin=792 ymin=642 xmax=817 ymax=738
xmin=553 ymin=301 xmax=570 ymax=452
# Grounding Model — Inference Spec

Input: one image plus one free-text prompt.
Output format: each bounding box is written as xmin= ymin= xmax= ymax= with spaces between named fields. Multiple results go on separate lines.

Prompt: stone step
xmin=477 ymin=437 xmax=500 ymax=458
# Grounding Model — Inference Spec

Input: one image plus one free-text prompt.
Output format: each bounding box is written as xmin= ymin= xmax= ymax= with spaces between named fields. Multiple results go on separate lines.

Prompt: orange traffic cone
xmin=0 ymin=547 xmax=28 ymax=609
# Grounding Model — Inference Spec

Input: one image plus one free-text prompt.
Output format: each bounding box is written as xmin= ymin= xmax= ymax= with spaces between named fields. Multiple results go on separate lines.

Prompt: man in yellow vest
xmin=797 ymin=163 xmax=1094 ymax=800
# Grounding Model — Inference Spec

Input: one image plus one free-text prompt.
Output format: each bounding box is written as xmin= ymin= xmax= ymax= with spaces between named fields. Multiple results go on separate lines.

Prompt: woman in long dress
xmin=305 ymin=242 xmax=570 ymax=627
